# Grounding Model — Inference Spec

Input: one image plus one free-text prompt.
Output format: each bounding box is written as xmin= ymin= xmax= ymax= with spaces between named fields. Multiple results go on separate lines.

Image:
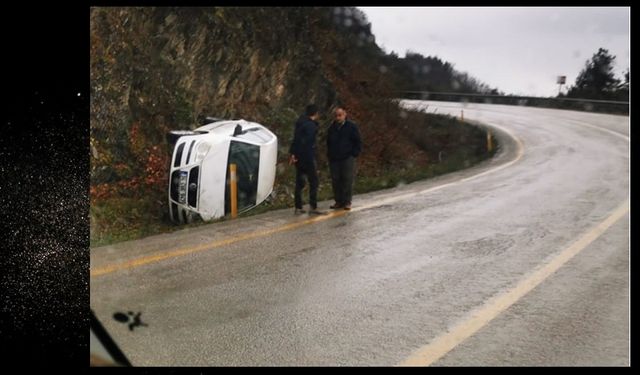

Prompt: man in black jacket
xmin=327 ymin=107 xmax=362 ymax=210
xmin=289 ymin=104 xmax=324 ymax=215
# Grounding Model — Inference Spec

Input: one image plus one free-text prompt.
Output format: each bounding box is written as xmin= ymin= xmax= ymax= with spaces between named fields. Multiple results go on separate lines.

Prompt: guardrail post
xmin=460 ymin=110 xmax=464 ymax=122
xmin=230 ymin=163 xmax=238 ymax=219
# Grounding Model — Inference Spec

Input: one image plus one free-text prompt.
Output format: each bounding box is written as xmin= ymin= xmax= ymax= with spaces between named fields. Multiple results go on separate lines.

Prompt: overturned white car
xmin=167 ymin=118 xmax=278 ymax=224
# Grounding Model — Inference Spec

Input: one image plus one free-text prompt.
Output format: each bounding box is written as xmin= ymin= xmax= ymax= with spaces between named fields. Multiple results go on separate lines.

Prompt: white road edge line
xmin=352 ymin=121 xmax=524 ymax=213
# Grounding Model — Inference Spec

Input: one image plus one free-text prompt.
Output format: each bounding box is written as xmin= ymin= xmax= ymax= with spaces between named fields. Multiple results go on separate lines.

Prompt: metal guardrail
xmin=398 ymin=91 xmax=629 ymax=105
xmin=397 ymin=91 xmax=629 ymax=113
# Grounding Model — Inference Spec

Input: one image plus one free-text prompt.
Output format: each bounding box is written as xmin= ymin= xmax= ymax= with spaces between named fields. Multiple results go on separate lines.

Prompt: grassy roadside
xmin=90 ymin=109 xmax=497 ymax=248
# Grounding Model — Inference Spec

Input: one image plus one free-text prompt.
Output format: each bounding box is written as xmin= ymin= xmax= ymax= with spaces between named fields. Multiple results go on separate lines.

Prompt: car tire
xmin=265 ymin=190 xmax=277 ymax=204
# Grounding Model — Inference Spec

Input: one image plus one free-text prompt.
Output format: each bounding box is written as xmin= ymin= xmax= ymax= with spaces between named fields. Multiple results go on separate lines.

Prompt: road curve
xmin=91 ymin=101 xmax=629 ymax=366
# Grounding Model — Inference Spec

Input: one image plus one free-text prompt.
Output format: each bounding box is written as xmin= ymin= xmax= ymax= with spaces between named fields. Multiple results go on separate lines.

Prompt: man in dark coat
xmin=326 ymin=106 xmax=362 ymax=210
xmin=289 ymin=104 xmax=324 ymax=215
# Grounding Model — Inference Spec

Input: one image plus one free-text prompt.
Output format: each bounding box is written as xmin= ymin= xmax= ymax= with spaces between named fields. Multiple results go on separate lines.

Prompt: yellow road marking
xmin=91 ymin=210 xmax=348 ymax=277
xmin=92 ymin=122 xmax=523 ymax=278
xmin=399 ymin=199 xmax=629 ymax=366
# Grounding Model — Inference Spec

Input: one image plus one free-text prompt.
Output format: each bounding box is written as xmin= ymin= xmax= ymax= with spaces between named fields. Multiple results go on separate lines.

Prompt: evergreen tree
xmin=567 ymin=48 xmax=620 ymax=99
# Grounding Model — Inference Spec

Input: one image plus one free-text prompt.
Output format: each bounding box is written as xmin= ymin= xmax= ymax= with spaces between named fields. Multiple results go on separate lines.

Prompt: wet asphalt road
xmin=90 ymin=101 xmax=629 ymax=366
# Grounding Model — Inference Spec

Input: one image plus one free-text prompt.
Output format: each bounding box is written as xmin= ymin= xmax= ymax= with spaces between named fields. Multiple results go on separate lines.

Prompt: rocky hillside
xmin=90 ymin=7 xmax=492 ymax=244
xmin=92 ymin=7 xmax=397 ymax=184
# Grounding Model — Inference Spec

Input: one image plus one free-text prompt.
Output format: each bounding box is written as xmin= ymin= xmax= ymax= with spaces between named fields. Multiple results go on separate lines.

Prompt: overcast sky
xmin=359 ymin=7 xmax=630 ymax=97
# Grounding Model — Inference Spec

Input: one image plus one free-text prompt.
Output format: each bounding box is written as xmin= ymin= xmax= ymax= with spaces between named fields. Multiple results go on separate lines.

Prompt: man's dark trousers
xmin=329 ymin=156 xmax=355 ymax=206
xmin=295 ymin=160 xmax=319 ymax=209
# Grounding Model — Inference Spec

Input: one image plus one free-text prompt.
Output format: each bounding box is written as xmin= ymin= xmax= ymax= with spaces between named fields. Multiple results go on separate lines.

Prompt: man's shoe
xmin=309 ymin=208 xmax=326 ymax=215
xmin=330 ymin=203 xmax=343 ymax=209
xmin=294 ymin=208 xmax=306 ymax=214
xmin=343 ymin=203 xmax=351 ymax=210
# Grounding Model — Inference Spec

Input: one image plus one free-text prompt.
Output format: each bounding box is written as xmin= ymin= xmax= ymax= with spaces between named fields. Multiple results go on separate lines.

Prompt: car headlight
xmin=194 ymin=142 xmax=211 ymax=162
